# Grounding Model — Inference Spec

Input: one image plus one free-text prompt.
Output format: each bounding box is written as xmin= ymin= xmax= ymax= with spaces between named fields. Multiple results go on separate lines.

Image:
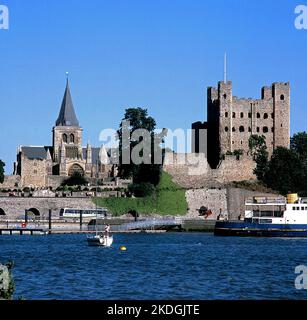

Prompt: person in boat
xmin=104 ymin=224 xmax=111 ymax=237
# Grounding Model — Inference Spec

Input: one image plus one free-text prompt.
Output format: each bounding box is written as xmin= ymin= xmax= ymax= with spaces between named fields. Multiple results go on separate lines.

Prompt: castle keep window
xmin=263 ymin=126 xmax=268 ymax=133
xmin=63 ymin=134 xmax=68 ymax=143
xmin=280 ymin=94 xmax=285 ymax=101
xmin=232 ymin=127 xmax=236 ymax=132
xmin=271 ymin=127 xmax=274 ymax=132
xmin=225 ymin=112 xmax=228 ymax=118
xmin=232 ymin=112 xmax=236 ymax=118
xmin=248 ymin=113 xmax=252 ymax=118
xmin=257 ymin=113 xmax=260 ymax=119
xmin=239 ymin=126 xmax=245 ymax=132
xmin=225 ymin=127 xmax=229 ymax=132
xmin=264 ymin=113 xmax=268 ymax=119
xmin=240 ymin=112 xmax=244 ymax=118
xmin=257 ymin=127 xmax=260 ymax=133
xmin=271 ymin=113 xmax=274 ymax=119
xmin=248 ymin=127 xmax=251 ymax=132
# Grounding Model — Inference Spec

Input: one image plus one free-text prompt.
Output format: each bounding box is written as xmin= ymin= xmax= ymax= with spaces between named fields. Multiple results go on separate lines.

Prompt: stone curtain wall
xmin=185 ymin=188 xmax=227 ymax=219
xmin=163 ymin=153 xmax=256 ymax=189
xmin=0 ymin=176 xmax=21 ymax=189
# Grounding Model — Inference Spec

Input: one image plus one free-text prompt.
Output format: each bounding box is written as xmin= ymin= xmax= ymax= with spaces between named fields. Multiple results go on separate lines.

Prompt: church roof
xmin=55 ymin=80 xmax=80 ymax=127
xmin=21 ymin=146 xmax=53 ymax=160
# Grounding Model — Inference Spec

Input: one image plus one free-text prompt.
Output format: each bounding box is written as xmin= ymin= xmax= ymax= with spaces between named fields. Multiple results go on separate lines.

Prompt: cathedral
xmin=15 ymin=79 xmax=113 ymax=188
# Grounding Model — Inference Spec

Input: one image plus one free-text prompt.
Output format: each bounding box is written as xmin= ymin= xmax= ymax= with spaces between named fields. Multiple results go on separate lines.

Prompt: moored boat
xmin=214 ymin=194 xmax=307 ymax=237
xmin=87 ymin=234 xmax=113 ymax=247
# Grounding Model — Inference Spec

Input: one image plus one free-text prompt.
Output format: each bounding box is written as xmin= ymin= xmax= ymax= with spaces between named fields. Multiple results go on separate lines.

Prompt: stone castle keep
xmin=13 ymin=80 xmax=113 ymax=188
xmin=192 ymin=81 xmax=290 ymax=168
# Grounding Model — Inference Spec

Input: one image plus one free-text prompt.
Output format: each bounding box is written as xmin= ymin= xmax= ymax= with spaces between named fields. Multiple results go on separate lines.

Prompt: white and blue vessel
xmin=214 ymin=194 xmax=307 ymax=237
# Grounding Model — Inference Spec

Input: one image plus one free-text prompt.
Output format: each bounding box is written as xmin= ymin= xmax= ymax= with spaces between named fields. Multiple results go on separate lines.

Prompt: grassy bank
xmin=93 ymin=172 xmax=188 ymax=216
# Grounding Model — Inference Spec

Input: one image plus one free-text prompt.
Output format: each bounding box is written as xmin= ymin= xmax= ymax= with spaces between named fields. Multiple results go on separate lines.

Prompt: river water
xmin=1 ymin=233 xmax=307 ymax=300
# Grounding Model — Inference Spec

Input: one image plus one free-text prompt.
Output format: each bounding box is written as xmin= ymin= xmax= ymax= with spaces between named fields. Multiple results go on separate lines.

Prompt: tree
xmin=263 ymin=147 xmax=306 ymax=195
xmin=0 ymin=160 xmax=5 ymax=184
xmin=249 ymin=135 xmax=269 ymax=181
xmin=291 ymin=132 xmax=307 ymax=162
xmin=62 ymin=172 xmax=88 ymax=187
xmin=117 ymin=108 xmax=165 ymax=196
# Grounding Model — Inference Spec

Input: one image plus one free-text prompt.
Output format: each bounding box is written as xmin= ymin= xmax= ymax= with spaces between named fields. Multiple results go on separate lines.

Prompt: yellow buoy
xmin=120 ymin=246 xmax=127 ymax=251
xmin=287 ymin=193 xmax=299 ymax=204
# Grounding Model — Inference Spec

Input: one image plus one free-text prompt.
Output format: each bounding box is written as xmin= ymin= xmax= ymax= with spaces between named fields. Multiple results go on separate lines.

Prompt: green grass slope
xmin=93 ymin=171 xmax=188 ymax=216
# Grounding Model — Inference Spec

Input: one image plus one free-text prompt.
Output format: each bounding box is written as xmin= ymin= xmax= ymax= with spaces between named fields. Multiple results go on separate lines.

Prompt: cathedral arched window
xmin=70 ymin=134 xmax=75 ymax=143
xmin=239 ymin=126 xmax=245 ymax=133
xmin=62 ymin=134 xmax=67 ymax=143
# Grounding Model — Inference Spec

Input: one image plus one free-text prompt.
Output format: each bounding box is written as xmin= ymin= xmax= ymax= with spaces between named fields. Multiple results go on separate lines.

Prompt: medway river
xmin=1 ymin=233 xmax=307 ymax=300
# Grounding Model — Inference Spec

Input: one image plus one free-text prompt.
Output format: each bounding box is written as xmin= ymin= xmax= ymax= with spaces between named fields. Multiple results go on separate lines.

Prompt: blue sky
xmin=0 ymin=0 xmax=306 ymax=173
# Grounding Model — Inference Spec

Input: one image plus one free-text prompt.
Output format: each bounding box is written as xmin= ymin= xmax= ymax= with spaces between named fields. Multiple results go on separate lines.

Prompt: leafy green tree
xmin=128 ymin=182 xmax=156 ymax=198
xmin=249 ymin=135 xmax=269 ymax=181
xmin=0 ymin=160 xmax=5 ymax=184
xmin=117 ymin=108 xmax=165 ymax=195
xmin=263 ymin=147 xmax=306 ymax=195
xmin=291 ymin=132 xmax=307 ymax=162
xmin=62 ymin=172 xmax=88 ymax=187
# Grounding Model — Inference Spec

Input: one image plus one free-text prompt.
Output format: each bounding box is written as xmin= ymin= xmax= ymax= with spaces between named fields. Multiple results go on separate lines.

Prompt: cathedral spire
xmin=55 ymin=76 xmax=80 ymax=127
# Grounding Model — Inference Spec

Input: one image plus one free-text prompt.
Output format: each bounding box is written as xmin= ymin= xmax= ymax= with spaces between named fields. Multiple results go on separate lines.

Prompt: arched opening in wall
xmin=248 ymin=127 xmax=252 ymax=132
xmin=240 ymin=112 xmax=244 ymax=118
xmin=225 ymin=127 xmax=229 ymax=132
xmin=225 ymin=112 xmax=228 ymax=118
xmin=280 ymin=95 xmax=285 ymax=101
xmin=0 ymin=208 xmax=6 ymax=216
xmin=264 ymin=113 xmax=268 ymax=119
xmin=62 ymin=134 xmax=68 ymax=143
xmin=232 ymin=112 xmax=236 ymax=118
xmin=257 ymin=127 xmax=260 ymax=133
xmin=257 ymin=113 xmax=261 ymax=119
xmin=70 ymin=134 xmax=75 ymax=143
xmin=232 ymin=127 xmax=236 ymax=132
xmin=223 ymin=94 xmax=227 ymax=99
xmin=68 ymin=164 xmax=84 ymax=177
xmin=239 ymin=126 xmax=245 ymax=133
xmin=263 ymin=127 xmax=269 ymax=133
xmin=27 ymin=208 xmax=40 ymax=219
xmin=248 ymin=113 xmax=252 ymax=118
xmin=271 ymin=127 xmax=274 ymax=133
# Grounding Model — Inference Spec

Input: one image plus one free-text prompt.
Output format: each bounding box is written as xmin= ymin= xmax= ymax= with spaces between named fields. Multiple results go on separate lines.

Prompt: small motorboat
xmin=87 ymin=234 xmax=113 ymax=247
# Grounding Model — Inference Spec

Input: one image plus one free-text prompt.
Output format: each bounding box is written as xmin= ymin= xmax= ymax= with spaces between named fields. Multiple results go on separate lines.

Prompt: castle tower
xmin=204 ymin=80 xmax=290 ymax=168
xmin=53 ymin=78 xmax=83 ymax=163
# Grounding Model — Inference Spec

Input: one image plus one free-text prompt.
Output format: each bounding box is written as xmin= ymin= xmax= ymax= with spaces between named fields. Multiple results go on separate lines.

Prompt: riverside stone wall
xmin=0 ymin=197 xmax=96 ymax=219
